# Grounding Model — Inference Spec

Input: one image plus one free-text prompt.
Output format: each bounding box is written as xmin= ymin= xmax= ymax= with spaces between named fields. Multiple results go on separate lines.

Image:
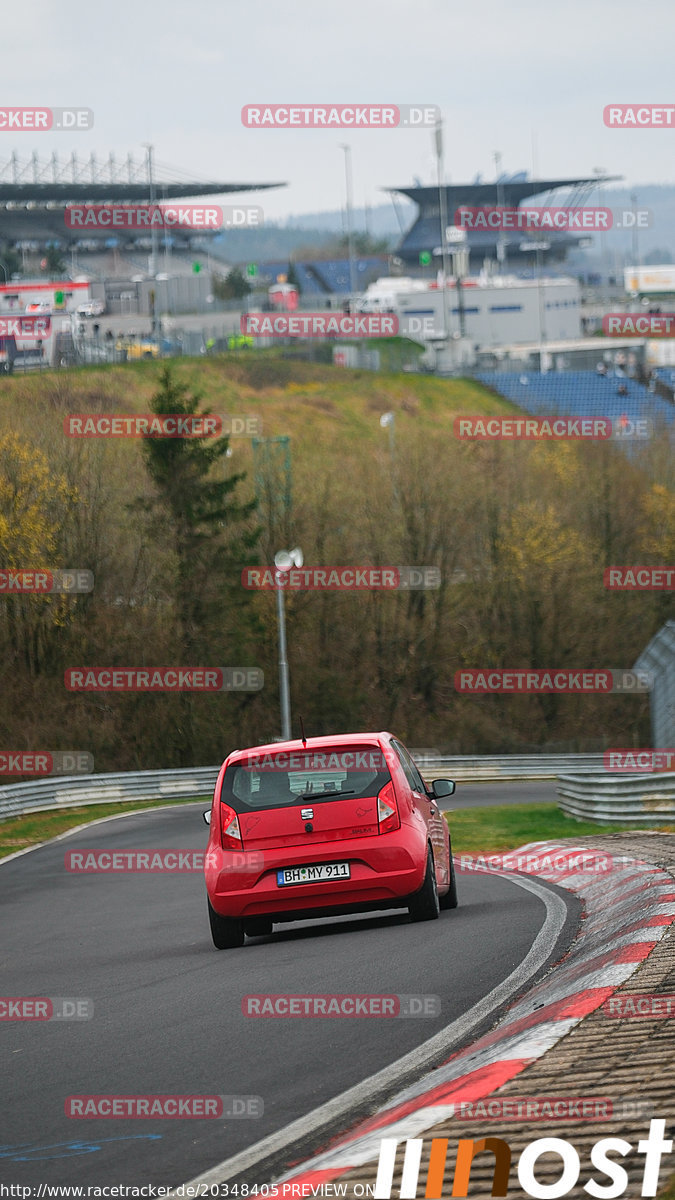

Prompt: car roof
xmin=227 ymin=732 xmax=394 ymax=765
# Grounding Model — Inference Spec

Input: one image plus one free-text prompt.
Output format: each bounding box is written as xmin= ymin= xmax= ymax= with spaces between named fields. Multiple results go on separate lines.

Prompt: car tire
xmin=243 ymin=917 xmax=273 ymax=938
xmin=408 ymin=846 xmax=440 ymax=922
xmin=208 ymin=899 xmax=244 ymax=949
xmin=439 ymin=846 xmax=458 ymax=910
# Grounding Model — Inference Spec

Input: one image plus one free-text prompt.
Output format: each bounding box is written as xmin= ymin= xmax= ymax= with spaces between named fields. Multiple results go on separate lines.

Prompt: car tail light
xmin=220 ymin=801 xmax=242 ymax=849
xmin=377 ymin=781 xmax=400 ymax=834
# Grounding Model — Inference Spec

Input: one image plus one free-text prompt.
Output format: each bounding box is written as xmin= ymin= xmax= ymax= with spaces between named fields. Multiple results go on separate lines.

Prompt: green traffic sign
xmin=419 ymin=251 xmax=432 ymax=266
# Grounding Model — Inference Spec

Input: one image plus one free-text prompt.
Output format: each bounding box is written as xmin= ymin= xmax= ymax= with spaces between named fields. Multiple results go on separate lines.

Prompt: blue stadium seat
xmin=474 ymin=370 xmax=674 ymax=454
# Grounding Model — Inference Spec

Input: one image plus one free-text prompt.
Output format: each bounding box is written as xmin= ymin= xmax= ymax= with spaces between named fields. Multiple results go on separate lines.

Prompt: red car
xmin=203 ymin=731 xmax=457 ymax=949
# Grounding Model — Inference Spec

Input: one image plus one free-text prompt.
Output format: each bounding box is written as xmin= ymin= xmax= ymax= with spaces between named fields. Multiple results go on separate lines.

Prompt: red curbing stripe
xmin=616 ymin=941 xmax=658 ymax=962
xmin=622 ymin=916 xmax=675 ymax=932
xmin=332 ymin=1059 xmax=530 ymax=1142
xmin=439 ymin=988 xmax=614 ymax=1063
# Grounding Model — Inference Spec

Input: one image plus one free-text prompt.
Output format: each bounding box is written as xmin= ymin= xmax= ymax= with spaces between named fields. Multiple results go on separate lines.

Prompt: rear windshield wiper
xmin=298 ymin=789 xmax=356 ymax=798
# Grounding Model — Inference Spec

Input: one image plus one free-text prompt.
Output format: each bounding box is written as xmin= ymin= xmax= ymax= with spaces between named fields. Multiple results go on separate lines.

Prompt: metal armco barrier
xmin=0 ymin=755 xmax=610 ymax=822
xmin=0 ymin=767 xmax=220 ymax=822
xmin=415 ymin=754 xmax=606 ymax=780
xmin=557 ymin=771 xmax=675 ymax=823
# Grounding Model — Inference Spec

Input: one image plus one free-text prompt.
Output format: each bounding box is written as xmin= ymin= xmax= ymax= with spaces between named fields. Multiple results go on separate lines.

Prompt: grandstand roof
xmin=0 ymin=151 xmax=285 ymax=246
xmin=387 ymin=176 xmax=622 ymax=267
xmin=388 ymin=177 xmax=619 ymax=208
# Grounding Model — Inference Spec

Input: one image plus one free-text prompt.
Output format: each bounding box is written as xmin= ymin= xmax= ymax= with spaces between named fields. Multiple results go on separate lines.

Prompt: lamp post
xmin=434 ymin=120 xmax=451 ymax=343
xmin=273 ymin=546 xmax=303 ymax=740
xmin=340 ymin=144 xmax=357 ymax=302
xmin=593 ymin=167 xmax=609 ymax=302
xmin=143 ymin=142 xmax=159 ymax=285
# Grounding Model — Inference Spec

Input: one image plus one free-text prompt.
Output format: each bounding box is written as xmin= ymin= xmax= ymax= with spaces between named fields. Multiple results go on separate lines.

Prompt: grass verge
xmin=0 ymin=797 xmax=212 ymax=860
xmin=445 ymin=803 xmax=675 ymax=855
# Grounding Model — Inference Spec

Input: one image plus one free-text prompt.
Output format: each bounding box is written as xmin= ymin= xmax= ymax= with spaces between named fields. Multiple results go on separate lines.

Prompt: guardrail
xmin=0 ymin=755 xmax=607 ymax=822
xmin=557 ymin=771 xmax=675 ymax=824
xmin=0 ymin=767 xmax=220 ymax=822
xmin=415 ymin=754 xmax=606 ymax=781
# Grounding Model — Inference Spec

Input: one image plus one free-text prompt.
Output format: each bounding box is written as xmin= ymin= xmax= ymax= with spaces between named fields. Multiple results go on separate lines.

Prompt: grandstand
xmin=475 ymin=370 xmax=675 ymax=442
xmin=0 ymin=151 xmax=284 ymax=250
xmin=388 ymin=174 xmax=621 ymax=272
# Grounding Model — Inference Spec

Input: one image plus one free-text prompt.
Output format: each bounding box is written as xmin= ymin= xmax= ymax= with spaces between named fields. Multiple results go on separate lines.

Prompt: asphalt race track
xmin=441 ymin=780 xmax=559 ymax=809
xmin=0 ymin=794 xmax=577 ymax=1188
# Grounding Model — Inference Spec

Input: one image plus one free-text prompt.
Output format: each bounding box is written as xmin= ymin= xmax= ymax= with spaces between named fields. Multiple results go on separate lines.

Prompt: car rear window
xmin=221 ymin=745 xmax=391 ymax=811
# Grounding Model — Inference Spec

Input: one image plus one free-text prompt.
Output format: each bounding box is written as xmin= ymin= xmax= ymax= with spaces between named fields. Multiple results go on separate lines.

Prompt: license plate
xmin=276 ymin=862 xmax=351 ymax=887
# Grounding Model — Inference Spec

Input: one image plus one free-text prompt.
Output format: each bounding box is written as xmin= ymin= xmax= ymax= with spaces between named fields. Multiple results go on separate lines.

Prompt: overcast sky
xmin=6 ymin=0 xmax=675 ymax=223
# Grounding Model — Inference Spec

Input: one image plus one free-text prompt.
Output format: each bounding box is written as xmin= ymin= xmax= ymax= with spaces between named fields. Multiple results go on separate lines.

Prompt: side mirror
xmin=203 ymin=810 xmax=211 ymax=826
xmin=431 ymin=779 xmax=456 ymax=799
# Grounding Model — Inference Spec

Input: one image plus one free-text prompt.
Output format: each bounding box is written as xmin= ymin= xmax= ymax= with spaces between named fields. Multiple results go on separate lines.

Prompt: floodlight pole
xmin=341 ymin=144 xmax=357 ymax=299
xmin=435 ymin=121 xmax=451 ymax=344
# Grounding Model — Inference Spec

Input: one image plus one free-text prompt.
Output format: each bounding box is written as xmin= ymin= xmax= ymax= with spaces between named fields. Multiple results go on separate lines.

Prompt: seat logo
xmin=301 ymin=808 xmax=314 ymax=820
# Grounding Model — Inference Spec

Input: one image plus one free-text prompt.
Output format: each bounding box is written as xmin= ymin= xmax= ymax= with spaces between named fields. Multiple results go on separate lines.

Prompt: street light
xmin=273 ymin=546 xmax=303 ymax=740
xmin=143 ymin=142 xmax=159 ymax=288
xmin=434 ymin=120 xmax=451 ymax=343
xmin=340 ymin=144 xmax=357 ymax=301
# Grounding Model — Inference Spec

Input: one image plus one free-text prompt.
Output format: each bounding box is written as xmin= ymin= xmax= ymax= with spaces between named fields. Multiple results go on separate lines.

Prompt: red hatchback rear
xmin=203 ymin=732 xmax=457 ymax=948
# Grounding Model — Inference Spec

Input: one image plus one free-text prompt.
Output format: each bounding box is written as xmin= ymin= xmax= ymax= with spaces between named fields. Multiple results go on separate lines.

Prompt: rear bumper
xmin=205 ymin=832 xmax=428 ymax=919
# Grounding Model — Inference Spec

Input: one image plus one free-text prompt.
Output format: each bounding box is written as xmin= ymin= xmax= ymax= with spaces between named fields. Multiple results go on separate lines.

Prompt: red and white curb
xmin=271 ymin=842 xmax=675 ymax=1188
